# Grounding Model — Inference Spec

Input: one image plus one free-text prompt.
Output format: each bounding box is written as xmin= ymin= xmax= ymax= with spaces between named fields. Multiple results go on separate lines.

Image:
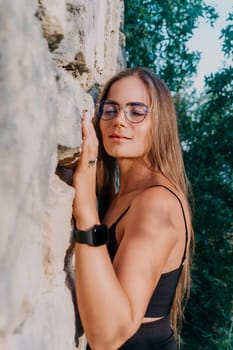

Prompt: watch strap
xmin=73 ymin=224 xmax=109 ymax=246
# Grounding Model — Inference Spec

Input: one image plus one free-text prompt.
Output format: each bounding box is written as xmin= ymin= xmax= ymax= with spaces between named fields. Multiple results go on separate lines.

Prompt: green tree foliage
xmin=182 ymin=12 xmax=233 ymax=348
xmin=124 ymin=1 xmax=233 ymax=349
xmin=182 ymin=65 xmax=233 ymax=349
xmin=221 ymin=12 xmax=233 ymax=57
xmin=124 ymin=0 xmax=217 ymax=92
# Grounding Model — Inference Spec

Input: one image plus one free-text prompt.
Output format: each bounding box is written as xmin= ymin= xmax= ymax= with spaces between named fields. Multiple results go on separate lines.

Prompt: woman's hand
xmin=72 ymin=112 xmax=100 ymax=230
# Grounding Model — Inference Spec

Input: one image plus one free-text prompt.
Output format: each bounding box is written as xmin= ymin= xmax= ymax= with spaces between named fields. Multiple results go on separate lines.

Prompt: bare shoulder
xmin=123 ymin=184 xmax=189 ymax=244
xmin=132 ymin=185 xmax=187 ymax=219
xmin=114 ymin=184 xmax=188 ymax=277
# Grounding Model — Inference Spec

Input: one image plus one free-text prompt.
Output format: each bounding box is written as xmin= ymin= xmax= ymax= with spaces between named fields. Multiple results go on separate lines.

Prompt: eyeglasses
xmin=97 ymin=100 xmax=150 ymax=124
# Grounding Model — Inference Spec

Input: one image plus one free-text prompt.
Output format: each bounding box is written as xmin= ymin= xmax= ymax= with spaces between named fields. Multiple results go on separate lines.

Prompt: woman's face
xmin=99 ymin=76 xmax=152 ymax=161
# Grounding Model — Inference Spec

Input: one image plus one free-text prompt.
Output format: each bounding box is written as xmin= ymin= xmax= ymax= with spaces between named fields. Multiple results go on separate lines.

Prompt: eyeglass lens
xmin=98 ymin=101 xmax=148 ymax=123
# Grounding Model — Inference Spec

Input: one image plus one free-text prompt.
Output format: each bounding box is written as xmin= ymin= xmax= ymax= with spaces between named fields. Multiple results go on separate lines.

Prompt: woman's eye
xmin=106 ymin=109 xmax=117 ymax=115
xmin=131 ymin=109 xmax=144 ymax=116
xmin=103 ymin=105 xmax=118 ymax=117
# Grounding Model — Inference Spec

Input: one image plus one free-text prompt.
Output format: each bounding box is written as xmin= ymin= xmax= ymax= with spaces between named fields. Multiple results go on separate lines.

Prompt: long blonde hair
xmin=93 ymin=67 xmax=194 ymax=342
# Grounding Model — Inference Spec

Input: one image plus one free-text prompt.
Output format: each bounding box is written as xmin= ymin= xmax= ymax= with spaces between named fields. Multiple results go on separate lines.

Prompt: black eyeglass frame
xmin=97 ymin=100 xmax=150 ymax=124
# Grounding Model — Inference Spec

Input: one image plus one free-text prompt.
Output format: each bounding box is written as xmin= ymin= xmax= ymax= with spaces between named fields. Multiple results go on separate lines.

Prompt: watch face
xmin=92 ymin=225 xmax=109 ymax=246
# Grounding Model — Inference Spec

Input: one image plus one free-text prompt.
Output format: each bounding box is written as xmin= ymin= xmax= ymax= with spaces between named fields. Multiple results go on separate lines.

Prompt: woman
xmin=72 ymin=67 xmax=194 ymax=349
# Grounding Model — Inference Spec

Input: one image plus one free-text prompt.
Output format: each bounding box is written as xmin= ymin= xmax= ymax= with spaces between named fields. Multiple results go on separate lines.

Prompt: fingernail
xmin=81 ymin=109 xmax=86 ymax=121
xmin=82 ymin=109 xmax=89 ymax=117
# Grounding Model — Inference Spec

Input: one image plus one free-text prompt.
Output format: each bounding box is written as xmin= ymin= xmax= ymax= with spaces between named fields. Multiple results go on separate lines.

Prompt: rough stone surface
xmin=0 ymin=0 xmax=124 ymax=349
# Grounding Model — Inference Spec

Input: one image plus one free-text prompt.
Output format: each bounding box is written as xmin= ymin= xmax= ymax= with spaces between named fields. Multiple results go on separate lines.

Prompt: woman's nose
xmin=113 ymin=107 xmax=126 ymax=126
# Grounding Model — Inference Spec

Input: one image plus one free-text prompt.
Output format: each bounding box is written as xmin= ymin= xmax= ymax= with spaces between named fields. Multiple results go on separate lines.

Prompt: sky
xmin=188 ymin=0 xmax=233 ymax=90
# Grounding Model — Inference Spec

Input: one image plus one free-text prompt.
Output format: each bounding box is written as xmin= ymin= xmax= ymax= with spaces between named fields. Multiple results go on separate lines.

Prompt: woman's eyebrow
xmin=104 ymin=99 xmax=119 ymax=105
xmin=126 ymin=101 xmax=146 ymax=106
xmin=105 ymin=100 xmax=146 ymax=106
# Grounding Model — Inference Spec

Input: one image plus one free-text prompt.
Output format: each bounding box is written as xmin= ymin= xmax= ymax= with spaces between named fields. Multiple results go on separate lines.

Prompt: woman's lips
xmin=109 ymin=133 xmax=131 ymax=140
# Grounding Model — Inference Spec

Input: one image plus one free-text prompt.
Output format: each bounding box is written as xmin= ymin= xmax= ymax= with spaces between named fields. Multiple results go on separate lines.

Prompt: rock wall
xmin=0 ymin=1 xmax=125 ymax=349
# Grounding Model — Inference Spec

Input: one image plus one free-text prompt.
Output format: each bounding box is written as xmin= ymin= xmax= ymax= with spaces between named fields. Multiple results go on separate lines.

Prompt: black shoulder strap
xmin=114 ymin=206 xmax=130 ymax=226
xmin=150 ymin=185 xmax=188 ymax=265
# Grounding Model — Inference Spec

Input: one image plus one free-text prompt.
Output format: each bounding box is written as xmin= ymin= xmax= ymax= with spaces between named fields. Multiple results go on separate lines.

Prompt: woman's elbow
xmin=87 ymin=323 xmax=136 ymax=350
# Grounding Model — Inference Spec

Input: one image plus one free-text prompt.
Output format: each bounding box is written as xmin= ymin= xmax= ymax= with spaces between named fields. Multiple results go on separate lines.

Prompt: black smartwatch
xmin=73 ymin=224 xmax=109 ymax=246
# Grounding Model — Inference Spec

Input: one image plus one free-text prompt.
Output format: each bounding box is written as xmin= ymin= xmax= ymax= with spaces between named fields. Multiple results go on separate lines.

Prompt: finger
xmin=89 ymin=121 xmax=98 ymax=141
xmin=79 ymin=134 xmax=90 ymax=167
xmin=82 ymin=111 xmax=96 ymax=138
xmin=82 ymin=112 xmax=91 ymax=139
xmin=86 ymin=116 xmax=99 ymax=148
xmin=79 ymin=113 xmax=97 ymax=167
xmin=83 ymin=116 xmax=98 ymax=152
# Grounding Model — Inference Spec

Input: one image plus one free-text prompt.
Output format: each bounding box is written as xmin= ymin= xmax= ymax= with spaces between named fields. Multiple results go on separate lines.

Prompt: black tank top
xmin=106 ymin=185 xmax=188 ymax=318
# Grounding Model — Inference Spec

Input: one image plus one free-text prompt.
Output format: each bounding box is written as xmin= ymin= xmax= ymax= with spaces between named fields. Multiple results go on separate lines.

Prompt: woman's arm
xmin=73 ymin=117 xmax=182 ymax=349
xmin=73 ymin=115 xmax=135 ymax=348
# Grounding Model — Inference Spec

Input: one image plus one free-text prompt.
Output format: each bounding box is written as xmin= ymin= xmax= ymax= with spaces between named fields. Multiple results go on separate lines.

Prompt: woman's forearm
xmin=75 ymin=243 xmax=136 ymax=349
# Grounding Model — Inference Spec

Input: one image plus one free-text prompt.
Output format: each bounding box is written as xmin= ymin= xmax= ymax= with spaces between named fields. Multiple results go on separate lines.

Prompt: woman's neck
xmin=117 ymin=158 xmax=158 ymax=195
